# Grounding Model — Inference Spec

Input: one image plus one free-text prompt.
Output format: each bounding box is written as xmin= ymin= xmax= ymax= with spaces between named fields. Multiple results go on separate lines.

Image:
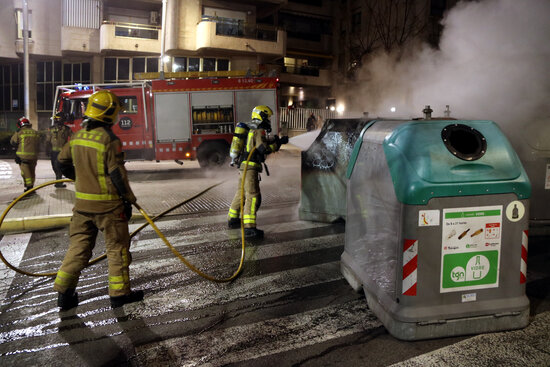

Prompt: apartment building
xmin=0 ymin=0 xmax=340 ymax=132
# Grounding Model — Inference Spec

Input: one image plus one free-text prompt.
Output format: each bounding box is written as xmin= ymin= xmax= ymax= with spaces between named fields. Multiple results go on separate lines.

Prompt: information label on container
xmin=440 ymin=205 xmax=502 ymax=293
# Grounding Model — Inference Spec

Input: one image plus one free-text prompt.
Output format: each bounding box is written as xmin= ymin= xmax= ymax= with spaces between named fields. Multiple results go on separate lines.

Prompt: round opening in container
xmin=441 ymin=124 xmax=487 ymax=161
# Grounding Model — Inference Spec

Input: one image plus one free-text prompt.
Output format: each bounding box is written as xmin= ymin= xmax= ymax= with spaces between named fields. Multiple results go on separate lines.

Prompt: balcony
xmin=276 ymin=65 xmax=332 ymax=87
xmin=100 ymin=21 xmax=161 ymax=53
xmin=196 ymin=17 xmax=285 ymax=57
xmin=61 ymin=27 xmax=100 ymax=53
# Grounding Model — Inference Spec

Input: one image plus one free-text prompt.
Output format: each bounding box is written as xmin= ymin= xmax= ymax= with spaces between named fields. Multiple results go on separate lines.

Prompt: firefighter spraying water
xmin=227 ymin=105 xmax=289 ymax=239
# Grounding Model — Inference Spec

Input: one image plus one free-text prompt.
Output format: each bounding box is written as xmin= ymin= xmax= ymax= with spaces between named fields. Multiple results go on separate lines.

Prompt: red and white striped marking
xmin=520 ymin=230 xmax=528 ymax=284
xmin=402 ymin=239 xmax=418 ymax=296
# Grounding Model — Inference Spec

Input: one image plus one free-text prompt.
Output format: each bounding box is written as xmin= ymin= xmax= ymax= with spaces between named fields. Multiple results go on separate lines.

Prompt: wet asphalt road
xmin=0 ymin=150 xmax=549 ymax=366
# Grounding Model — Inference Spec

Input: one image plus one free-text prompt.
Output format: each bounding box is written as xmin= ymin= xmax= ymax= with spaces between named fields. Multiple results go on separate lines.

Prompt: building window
xmin=36 ymin=61 xmax=62 ymax=112
xmin=0 ymin=64 xmax=23 ymax=112
xmin=62 ymin=62 xmax=91 ymax=85
xmin=217 ymin=59 xmax=230 ymax=71
xmin=188 ymin=58 xmax=200 ymax=72
xmin=352 ymin=11 xmax=361 ymax=33
xmin=172 ymin=57 xmax=187 ymax=72
xmin=132 ymin=58 xmax=145 ymax=74
xmin=203 ymin=58 xmax=216 ymax=72
xmin=279 ymin=12 xmax=331 ymax=42
xmin=118 ymin=59 xmax=130 ymax=81
xmin=104 ymin=57 xmax=159 ymax=82
xmin=171 ymin=57 xmax=230 ymax=73
xmin=146 ymin=58 xmax=159 ymax=73
xmin=15 ymin=9 xmax=32 ymax=39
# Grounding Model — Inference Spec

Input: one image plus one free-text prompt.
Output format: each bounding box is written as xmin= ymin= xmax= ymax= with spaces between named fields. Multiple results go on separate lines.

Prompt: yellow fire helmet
xmin=84 ymin=90 xmax=123 ymax=124
xmin=251 ymin=105 xmax=273 ymax=122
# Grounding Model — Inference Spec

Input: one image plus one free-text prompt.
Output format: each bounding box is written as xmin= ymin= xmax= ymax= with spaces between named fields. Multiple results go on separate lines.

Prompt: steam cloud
xmin=349 ymin=0 xmax=550 ymax=150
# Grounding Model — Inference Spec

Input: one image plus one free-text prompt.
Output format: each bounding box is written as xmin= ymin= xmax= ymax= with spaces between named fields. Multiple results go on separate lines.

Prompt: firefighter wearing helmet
xmin=47 ymin=112 xmax=73 ymax=188
xmin=53 ymin=89 xmax=143 ymax=310
xmin=227 ymin=105 xmax=288 ymax=238
xmin=10 ymin=117 xmax=40 ymax=194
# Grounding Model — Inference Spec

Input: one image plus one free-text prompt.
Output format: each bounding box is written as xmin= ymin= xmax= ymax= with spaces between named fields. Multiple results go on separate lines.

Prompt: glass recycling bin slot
xmin=342 ymin=119 xmax=531 ymax=340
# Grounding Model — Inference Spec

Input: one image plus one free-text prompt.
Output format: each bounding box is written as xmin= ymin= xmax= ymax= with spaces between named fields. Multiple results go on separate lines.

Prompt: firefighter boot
xmin=110 ymin=290 xmax=144 ymax=308
xmin=244 ymin=228 xmax=264 ymax=239
xmin=21 ymin=187 xmax=36 ymax=198
xmin=58 ymin=289 xmax=78 ymax=311
xmin=228 ymin=218 xmax=241 ymax=229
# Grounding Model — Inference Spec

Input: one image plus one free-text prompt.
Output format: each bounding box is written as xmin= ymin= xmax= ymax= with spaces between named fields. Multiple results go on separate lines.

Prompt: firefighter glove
xmin=122 ymin=192 xmax=137 ymax=205
xmin=123 ymin=200 xmax=133 ymax=221
xmin=279 ymin=136 xmax=289 ymax=145
xmin=14 ymin=155 xmax=21 ymax=165
xmin=60 ymin=163 xmax=76 ymax=180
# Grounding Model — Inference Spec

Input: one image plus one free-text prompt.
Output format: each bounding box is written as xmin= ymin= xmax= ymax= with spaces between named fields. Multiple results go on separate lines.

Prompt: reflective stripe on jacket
xmin=59 ymin=126 xmax=132 ymax=213
xmin=11 ymin=127 xmax=40 ymax=160
xmin=239 ymin=127 xmax=279 ymax=172
xmin=48 ymin=125 xmax=72 ymax=152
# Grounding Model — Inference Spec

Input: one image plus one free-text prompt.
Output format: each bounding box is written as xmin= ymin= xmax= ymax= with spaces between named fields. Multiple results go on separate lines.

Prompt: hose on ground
xmin=0 ymin=151 xmax=254 ymax=283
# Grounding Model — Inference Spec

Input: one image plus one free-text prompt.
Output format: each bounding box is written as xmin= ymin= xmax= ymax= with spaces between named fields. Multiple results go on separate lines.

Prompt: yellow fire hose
xmin=0 ymin=148 xmax=255 ymax=282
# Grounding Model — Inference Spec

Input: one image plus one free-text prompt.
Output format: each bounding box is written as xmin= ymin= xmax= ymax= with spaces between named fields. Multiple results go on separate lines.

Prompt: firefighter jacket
xmin=47 ymin=124 xmax=73 ymax=152
xmin=10 ymin=126 xmax=40 ymax=161
xmin=58 ymin=124 xmax=136 ymax=213
xmin=239 ymin=126 xmax=280 ymax=172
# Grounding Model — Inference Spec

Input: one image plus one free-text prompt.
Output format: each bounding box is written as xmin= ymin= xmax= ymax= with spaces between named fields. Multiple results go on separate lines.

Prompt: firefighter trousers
xmin=53 ymin=206 xmax=133 ymax=297
xmin=19 ymin=159 xmax=37 ymax=189
xmin=228 ymin=169 xmax=262 ymax=228
xmin=50 ymin=151 xmax=63 ymax=180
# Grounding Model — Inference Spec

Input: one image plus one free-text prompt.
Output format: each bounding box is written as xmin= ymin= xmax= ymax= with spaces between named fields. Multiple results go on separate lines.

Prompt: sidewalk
xmin=0 ymin=163 xmax=233 ymax=233
xmin=0 ymin=144 xmax=302 ymax=233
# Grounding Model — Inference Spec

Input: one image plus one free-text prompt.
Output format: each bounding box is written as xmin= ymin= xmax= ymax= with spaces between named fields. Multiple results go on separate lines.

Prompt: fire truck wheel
xmin=197 ymin=141 xmax=229 ymax=168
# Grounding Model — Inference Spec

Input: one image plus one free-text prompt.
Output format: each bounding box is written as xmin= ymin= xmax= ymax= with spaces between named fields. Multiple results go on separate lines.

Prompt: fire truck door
xmin=117 ymin=95 xmax=147 ymax=150
xmin=154 ymin=92 xmax=191 ymax=141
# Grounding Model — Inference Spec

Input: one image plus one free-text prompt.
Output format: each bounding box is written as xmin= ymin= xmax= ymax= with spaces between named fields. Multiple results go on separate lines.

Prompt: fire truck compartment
xmin=154 ymin=92 xmax=192 ymax=142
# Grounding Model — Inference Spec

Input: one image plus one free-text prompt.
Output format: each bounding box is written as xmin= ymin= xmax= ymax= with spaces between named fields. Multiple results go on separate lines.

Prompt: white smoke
xmin=349 ymin=0 xmax=550 ymax=149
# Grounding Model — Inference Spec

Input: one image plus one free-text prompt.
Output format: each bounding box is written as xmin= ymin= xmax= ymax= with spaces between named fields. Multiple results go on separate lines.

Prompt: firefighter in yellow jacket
xmin=10 ymin=117 xmax=40 ymax=193
xmin=47 ymin=112 xmax=73 ymax=188
xmin=53 ymin=90 xmax=143 ymax=310
xmin=227 ymin=105 xmax=288 ymax=238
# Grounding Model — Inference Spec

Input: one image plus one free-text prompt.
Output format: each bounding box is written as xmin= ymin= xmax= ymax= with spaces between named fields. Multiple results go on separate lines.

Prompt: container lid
xmin=382 ymin=120 xmax=531 ymax=204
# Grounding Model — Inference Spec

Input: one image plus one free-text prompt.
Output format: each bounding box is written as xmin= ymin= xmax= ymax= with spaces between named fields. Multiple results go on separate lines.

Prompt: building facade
xmin=0 ymin=0 xmax=456 ymax=132
xmin=0 ymin=0 xmax=340 ymax=132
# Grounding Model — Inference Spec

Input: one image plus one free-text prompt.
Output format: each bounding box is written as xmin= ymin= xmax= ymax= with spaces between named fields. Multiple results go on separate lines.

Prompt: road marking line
xmin=132 ymin=260 xmax=345 ymax=318
xmin=134 ymin=299 xmax=381 ymax=366
xmin=0 ymin=161 xmax=13 ymax=179
xmin=0 ymin=233 xmax=32 ymax=302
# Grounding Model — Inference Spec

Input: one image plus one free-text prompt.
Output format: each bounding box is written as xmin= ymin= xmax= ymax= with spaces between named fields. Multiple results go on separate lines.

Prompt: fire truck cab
xmin=53 ymin=77 xmax=279 ymax=167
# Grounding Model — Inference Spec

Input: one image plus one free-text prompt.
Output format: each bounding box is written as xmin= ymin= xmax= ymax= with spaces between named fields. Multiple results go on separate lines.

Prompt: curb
xmin=1 ymin=214 xmax=73 ymax=233
xmin=0 ymin=213 xmax=147 ymax=233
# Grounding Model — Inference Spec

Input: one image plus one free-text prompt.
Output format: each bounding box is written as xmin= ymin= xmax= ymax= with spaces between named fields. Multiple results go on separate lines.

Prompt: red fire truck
xmin=52 ymin=76 xmax=279 ymax=167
